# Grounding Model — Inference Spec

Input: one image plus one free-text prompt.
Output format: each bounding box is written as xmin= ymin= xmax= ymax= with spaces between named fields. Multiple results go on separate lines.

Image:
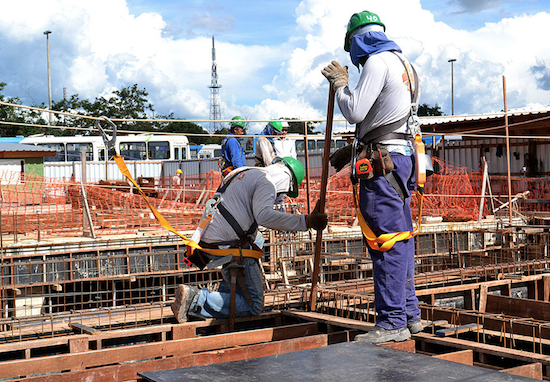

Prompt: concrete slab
xmin=139 ymin=341 xmax=534 ymax=382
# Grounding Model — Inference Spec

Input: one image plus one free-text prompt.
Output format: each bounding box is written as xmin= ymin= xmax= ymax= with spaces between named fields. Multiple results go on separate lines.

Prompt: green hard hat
xmin=268 ymin=120 xmax=283 ymax=133
xmin=344 ymin=10 xmax=386 ymax=52
xmin=282 ymin=156 xmax=304 ymax=198
xmin=230 ymin=115 xmax=246 ymax=129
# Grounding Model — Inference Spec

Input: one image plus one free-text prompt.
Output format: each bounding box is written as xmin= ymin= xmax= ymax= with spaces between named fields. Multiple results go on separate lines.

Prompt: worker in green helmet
xmin=322 ymin=10 xmax=422 ymax=344
xmin=171 ymin=156 xmax=327 ymax=322
xmin=220 ymin=116 xmax=247 ymax=176
xmin=255 ymin=119 xmax=285 ymax=167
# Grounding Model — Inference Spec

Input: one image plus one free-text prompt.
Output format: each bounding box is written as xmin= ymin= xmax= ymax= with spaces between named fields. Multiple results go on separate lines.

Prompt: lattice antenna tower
xmin=208 ymin=36 xmax=222 ymax=133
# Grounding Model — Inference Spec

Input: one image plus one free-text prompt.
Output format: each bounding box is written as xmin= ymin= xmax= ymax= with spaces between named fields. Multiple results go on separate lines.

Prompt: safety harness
xmin=353 ymin=52 xmax=425 ymax=252
xmin=94 ymin=117 xmax=263 ymax=269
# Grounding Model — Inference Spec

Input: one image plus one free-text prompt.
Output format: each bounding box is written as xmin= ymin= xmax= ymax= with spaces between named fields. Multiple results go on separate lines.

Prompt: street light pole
xmin=44 ymin=30 xmax=52 ymax=125
xmin=448 ymin=59 xmax=456 ymax=115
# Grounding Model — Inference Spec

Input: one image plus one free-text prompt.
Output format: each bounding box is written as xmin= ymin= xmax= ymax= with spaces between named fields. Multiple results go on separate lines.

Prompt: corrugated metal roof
xmin=0 ymin=142 xmax=56 ymax=153
xmin=419 ymin=107 xmax=550 ymax=126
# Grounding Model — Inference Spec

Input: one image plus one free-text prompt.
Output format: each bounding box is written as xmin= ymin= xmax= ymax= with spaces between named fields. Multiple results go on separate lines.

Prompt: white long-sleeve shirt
xmin=200 ymin=167 xmax=307 ymax=244
xmin=274 ymin=137 xmax=297 ymax=159
xmin=336 ymin=51 xmax=417 ymax=152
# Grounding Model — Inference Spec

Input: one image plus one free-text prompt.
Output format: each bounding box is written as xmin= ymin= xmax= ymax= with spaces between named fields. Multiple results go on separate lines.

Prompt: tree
xmin=0 ymin=82 xmax=47 ymax=136
xmin=279 ymin=117 xmax=317 ymax=134
xmin=165 ymin=119 xmax=213 ymax=145
xmin=418 ymin=103 xmax=444 ymax=117
xmin=80 ymin=84 xmax=156 ymax=133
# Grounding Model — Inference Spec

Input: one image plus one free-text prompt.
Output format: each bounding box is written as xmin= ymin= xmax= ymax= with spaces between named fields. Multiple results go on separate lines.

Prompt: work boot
xmin=171 ymin=284 xmax=199 ymax=323
xmin=408 ymin=320 xmax=424 ymax=334
xmin=355 ymin=325 xmax=411 ymax=344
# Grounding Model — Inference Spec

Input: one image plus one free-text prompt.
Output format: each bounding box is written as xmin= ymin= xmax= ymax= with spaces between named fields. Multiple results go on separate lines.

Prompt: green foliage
xmin=280 ymin=117 xmax=317 ymax=134
xmin=165 ymin=120 xmax=213 ymax=145
xmin=1 ymin=83 xmax=325 ymax=144
xmin=418 ymin=103 xmax=444 ymax=117
xmin=0 ymin=82 xmax=47 ymax=136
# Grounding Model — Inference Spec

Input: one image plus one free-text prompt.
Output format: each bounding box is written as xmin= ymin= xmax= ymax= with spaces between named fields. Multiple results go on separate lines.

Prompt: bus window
xmin=308 ymin=140 xmax=316 ymax=151
xmin=335 ymin=139 xmax=347 ymax=149
xmin=66 ymin=143 xmax=93 ymax=162
xmin=148 ymin=141 xmax=170 ymax=159
xmin=174 ymin=147 xmax=180 ymax=160
xmin=38 ymin=143 xmax=65 ymax=162
xmin=119 ymin=142 xmax=147 ymax=160
xmin=99 ymin=148 xmax=106 ymax=161
xmin=295 ymin=140 xmax=305 ymax=152
xmin=317 ymin=140 xmax=326 ymax=150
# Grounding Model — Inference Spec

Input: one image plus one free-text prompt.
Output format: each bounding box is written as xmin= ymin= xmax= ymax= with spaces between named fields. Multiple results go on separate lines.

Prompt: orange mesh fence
xmin=0 ymin=169 xmax=222 ymax=238
xmin=1 ymin=160 xmax=548 ymax=240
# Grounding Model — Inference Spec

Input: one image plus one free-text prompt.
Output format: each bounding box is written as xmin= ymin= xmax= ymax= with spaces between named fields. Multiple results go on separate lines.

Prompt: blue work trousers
xmin=359 ymin=153 xmax=421 ymax=329
xmin=190 ymin=257 xmax=264 ymax=318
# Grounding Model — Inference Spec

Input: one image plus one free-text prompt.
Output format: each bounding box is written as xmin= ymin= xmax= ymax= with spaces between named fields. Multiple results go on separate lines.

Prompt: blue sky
xmin=1 ymin=0 xmax=549 ymax=133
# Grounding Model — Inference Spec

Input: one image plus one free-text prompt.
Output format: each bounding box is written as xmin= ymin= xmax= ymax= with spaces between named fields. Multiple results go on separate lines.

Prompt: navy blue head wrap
xmin=349 ymin=31 xmax=401 ymax=68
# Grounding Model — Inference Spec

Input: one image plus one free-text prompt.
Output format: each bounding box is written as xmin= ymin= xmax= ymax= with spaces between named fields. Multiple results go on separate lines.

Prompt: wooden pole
xmin=303 ymin=121 xmax=312 ymax=215
xmin=503 ymin=76 xmax=513 ymax=225
xmin=309 ymin=86 xmax=335 ymax=311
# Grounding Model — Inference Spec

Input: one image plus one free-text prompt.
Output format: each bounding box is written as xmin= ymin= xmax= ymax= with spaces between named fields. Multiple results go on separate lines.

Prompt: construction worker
xmin=322 ymin=10 xmax=422 ymax=343
xmin=220 ymin=116 xmax=247 ymax=176
xmin=274 ymin=121 xmax=297 ymax=159
xmin=255 ymin=120 xmax=284 ymax=167
xmin=172 ymin=168 xmax=183 ymax=200
xmin=171 ymin=157 xmax=328 ymax=322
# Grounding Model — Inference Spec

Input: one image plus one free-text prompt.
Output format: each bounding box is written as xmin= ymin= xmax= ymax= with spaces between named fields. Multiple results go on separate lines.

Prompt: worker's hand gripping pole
xmin=309 ymin=86 xmax=335 ymax=311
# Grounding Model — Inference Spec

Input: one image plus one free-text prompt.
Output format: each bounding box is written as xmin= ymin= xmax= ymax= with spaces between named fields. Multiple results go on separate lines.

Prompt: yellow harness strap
xmin=353 ymin=183 xmax=423 ymax=252
xmin=114 ymin=155 xmax=263 ymax=260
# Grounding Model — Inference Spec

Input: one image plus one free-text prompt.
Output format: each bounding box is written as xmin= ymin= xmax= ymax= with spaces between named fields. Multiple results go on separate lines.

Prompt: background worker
xmin=322 ymin=10 xmax=422 ymax=343
xmin=171 ymin=157 xmax=328 ymax=322
xmin=255 ymin=120 xmax=284 ymax=167
xmin=220 ymin=116 xmax=247 ymax=176
xmin=274 ymin=121 xmax=297 ymax=159
xmin=172 ymin=168 xmax=183 ymax=200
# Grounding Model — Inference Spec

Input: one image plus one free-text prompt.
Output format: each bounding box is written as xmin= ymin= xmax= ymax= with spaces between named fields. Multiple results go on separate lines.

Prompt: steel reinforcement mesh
xmin=1 ymin=158 xmax=549 ymax=238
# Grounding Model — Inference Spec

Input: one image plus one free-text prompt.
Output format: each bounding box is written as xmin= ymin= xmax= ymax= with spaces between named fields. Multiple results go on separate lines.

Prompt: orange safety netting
xmin=1 ymin=158 xmax=549 ymax=239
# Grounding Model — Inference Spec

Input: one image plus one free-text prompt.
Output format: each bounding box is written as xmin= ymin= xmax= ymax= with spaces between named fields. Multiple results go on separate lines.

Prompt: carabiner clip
xmin=95 ymin=116 xmax=118 ymax=156
xmin=350 ymin=138 xmax=359 ymax=185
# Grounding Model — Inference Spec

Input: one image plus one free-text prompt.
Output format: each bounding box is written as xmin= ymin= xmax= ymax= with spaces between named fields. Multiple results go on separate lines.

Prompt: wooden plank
xmin=70 ymin=323 xmax=99 ymax=335
xmin=479 ymin=284 xmax=488 ymax=313
xmin=0 ymin=335 xmax=89 ymax=354
xmin=0 ymin=322 xmax=319 ymax=379
xmin=436 ymin=323 xmax=482 ymax=337
xmin=24 ymin=333 xmax=329 ymax=382
xmin=486 ymin=294 xmax=550 ymax=321
xmin=172 ymin=324 xmax=196 ymax=340
xmin=380 ymin=339 xmax=415 ymax=353
xmin=433 ymin=349 xmax=473 ymax=365
xmin=414 ymin=332 xmax=550 ymax=366
xmin=68 ymin=337 xmax=88 ymax=353
xmin=500 ymin=363 xmax=542 ymax=380
xmin=283 ymin=310 xmax=375 ymax=332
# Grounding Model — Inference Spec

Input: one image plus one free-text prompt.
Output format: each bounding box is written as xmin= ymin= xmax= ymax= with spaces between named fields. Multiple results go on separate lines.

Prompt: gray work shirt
xmin=200 ymin=167 xmax=308 ymax=245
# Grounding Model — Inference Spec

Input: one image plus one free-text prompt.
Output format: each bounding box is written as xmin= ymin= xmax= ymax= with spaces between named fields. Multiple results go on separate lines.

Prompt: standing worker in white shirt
xmin=274 ymin=121 xmax=297 ymax=159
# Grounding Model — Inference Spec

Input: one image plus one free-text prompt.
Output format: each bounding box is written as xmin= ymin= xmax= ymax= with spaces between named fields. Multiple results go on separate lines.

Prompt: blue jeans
xmin=190 ymin=257 xmax=264 ymax=318
xmin=359 ymin=153 xmax=421 ymax=329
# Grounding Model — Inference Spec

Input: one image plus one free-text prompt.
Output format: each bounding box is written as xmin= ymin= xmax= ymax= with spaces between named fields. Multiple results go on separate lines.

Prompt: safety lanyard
xmin=114 ymin=155 xmax=263 ymax=260
xmin=353 ymin=183 xmax=423 ymax=252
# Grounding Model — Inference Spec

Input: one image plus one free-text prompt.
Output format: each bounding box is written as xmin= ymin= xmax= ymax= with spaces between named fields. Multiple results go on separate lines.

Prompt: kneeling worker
xmin=172 ymin=157 xmax=327 ymax=322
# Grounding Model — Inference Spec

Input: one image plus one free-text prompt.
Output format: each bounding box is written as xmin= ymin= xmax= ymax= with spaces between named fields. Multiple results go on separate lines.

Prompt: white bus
xmin=20 ymin=134 xmax=191 ymax=162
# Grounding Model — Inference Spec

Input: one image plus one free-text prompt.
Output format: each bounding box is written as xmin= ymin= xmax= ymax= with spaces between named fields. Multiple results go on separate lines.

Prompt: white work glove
xmin=322 ymin=61 xmax=349 ymax=91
